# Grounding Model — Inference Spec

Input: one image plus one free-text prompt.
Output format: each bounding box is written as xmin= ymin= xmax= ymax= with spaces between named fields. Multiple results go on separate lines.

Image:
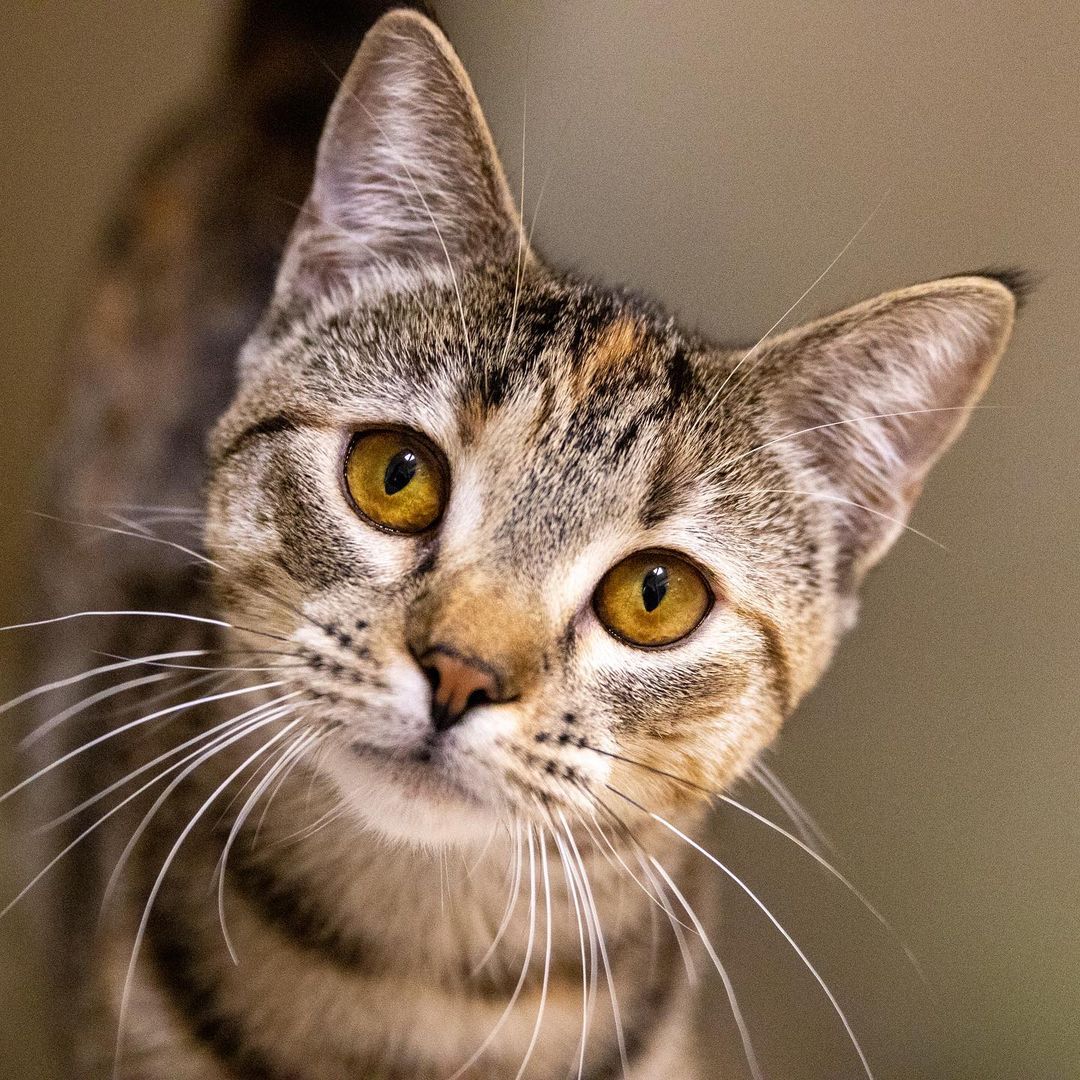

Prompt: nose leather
xmin=421 ymin=647 xmax=503 ymax=731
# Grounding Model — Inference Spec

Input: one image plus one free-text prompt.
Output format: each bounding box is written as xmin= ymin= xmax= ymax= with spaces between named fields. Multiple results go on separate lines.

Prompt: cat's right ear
xmin=274 ymin=10 xmax=525 ymax=303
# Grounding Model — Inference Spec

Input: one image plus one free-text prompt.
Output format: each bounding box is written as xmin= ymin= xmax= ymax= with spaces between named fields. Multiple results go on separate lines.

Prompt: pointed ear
xmin=764 ymin=274 xmax=1021 ymax=585
xmin=275 ymin=9 xmax=524 ymax=301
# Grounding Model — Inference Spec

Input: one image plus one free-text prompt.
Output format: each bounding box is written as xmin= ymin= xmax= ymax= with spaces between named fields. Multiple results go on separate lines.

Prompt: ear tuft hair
xmin=963 ymin=267 xmax=1037 ymax=311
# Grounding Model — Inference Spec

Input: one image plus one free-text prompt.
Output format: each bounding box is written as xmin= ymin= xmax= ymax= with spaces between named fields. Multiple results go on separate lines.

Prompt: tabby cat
xmin=14 ymin=3 xmax=1022 ymax=1077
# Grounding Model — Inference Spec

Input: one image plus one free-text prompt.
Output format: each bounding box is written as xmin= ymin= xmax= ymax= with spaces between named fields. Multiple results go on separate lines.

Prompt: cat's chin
xmin=319 ymin=741 xmax=502 ymax=849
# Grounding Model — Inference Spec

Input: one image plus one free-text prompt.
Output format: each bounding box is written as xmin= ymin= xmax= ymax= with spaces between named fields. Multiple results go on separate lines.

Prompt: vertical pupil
xmin=383 ymin=449 xmax=418 ymax=495
xmin=641 ymin=565 xmax=669 ymax=612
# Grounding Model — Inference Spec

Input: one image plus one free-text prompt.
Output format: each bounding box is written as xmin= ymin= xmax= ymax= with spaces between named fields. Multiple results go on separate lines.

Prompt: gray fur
xmin=24 ymin=8 xmax=1018 ymax=1078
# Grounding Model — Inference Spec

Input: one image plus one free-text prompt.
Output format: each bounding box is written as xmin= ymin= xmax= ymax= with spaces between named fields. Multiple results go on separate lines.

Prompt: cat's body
xmin=23 ymin=4 xmax=1021 ymax=1078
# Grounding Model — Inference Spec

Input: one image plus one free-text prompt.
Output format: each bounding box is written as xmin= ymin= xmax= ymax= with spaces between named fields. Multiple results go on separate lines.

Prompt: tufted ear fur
xmin=763 ymin=274 xmax=1022 ymax=587
xmin=275 ymin=9 xmax=525 ymax=302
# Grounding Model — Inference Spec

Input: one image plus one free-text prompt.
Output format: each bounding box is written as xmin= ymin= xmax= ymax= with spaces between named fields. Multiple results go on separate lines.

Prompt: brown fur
xmin=23 ymin=6 xmax=1020 ymax=1078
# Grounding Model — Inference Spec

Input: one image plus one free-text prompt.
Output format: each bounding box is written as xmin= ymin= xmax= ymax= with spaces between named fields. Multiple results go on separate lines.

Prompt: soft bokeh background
xmin=3 ymin=2 xmax=1077 ymax=1077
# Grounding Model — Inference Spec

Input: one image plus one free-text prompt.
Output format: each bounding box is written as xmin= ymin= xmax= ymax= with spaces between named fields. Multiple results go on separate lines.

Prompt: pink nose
xmin=420 ymin=648 xmax=502 ymax=731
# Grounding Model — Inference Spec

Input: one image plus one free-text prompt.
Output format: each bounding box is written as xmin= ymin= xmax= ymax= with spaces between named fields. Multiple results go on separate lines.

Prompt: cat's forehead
xmin=313 ymin=275 xmax=726 ymax=543
xmin=222 ymin=270 xmax=775 ymax=578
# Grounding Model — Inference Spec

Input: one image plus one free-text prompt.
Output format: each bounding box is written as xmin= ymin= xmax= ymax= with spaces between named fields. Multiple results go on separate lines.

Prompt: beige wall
xmin=3 ymin=2 xmax=1077 ymax=1077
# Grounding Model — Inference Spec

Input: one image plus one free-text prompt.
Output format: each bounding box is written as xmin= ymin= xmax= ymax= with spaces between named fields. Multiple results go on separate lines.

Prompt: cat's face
xmin=207 ymin=12 xmax=1016 ymax=846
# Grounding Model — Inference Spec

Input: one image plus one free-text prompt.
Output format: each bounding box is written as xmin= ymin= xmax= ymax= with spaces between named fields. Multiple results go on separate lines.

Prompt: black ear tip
xmin=967 ymin=266 xmax=1038 ymax=312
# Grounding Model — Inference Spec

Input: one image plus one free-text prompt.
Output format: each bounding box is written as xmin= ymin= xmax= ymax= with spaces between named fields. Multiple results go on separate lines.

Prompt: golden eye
xmin=594 ymin=550 xmax=713 ymax=647
xmin=344 ymin=428 xmax=447 ymax=534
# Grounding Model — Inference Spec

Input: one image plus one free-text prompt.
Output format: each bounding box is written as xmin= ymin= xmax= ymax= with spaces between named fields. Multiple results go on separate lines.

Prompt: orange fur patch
xmin=574 ymin=319 xmax=641 ymax=397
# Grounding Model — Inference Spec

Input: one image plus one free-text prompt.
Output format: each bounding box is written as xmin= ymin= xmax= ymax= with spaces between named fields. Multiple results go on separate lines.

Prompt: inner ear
xmin=275 ymin=9 xmax=526 ymax=302
xmin=759 ymin=274 xmax=1019 ymax=585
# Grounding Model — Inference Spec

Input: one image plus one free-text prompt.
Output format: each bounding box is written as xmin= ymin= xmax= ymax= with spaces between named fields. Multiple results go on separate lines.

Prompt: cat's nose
xmin=419 ymin=647 xmax=505 ymax=731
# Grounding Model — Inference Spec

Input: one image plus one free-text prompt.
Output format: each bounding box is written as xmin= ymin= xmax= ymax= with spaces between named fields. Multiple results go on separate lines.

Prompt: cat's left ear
xmin=275 ymin=9 xmax=525 ymax=302
xmin=760 ymin=273 xmax=1023 ymax=587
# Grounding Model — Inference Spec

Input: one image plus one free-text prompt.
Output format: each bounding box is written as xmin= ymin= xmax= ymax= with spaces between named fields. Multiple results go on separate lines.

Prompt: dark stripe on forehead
xmin=666 ymin=344 xmax=693 ymax=405
xmin=216 ymin=412 xmax=299 ymax=463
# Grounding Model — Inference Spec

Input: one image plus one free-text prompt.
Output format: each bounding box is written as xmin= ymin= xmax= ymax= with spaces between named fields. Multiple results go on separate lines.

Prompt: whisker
xmin=100 ymin=695 xmax=303 ymax=910
xmin=579 ymin=740 xmax=921 ymax=979
xmin=1 ymin=680 xmax=288 ymax=805
xmin=705 ymin=192 xmax=890 ymax=418
xmin=0 ymin=650 xmax=208 ymax=730
xmin=0 ymin=609 xmax=289 ymax=645
xmin=216 ymin=727 xmax=318 ymax=963
xmin=579 ymin=796 xmax=699 ymax=981
xmin=2 ymin=701 xmax=297 ymax=921
xmin=473 ymin=819 xmax=525 ymax=975
xmin=649 ymin=856 xmax=763 ymax=1080
xmin=610 ymin=785 xmax=875 ymax=1080
xmin=513 ymin=822 xmax=552 ymax=1080
xmin=100 ymin=671 xmax=230 ymax=725
xmin=113 ymin=716 xmax=304 ymax=1077
xmin=42 ymin=693 xmax=306 ymax=832
xmin=446 ymin=823 xmax=538 ymax=1080
xmin=749 ymin=761 xmax=832 ymax=853
xmin=551 ymin=826 xmax=590 ymax=1080
xmin=559 ymin=810 xmax=630 ymax=1079
xmin=17 ymin=671 xmax=172 ymax=751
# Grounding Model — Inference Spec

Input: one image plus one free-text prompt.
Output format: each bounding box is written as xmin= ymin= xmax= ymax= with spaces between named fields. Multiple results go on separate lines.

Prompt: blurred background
xmin=2 ymin=2 xmax=1077 ymax=1077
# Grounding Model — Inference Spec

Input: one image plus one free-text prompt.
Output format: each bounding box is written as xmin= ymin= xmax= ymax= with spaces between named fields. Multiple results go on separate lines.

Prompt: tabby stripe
xmin=740 ymin=605 xmax=794 ymax=712
xmin=215 ymin=413 xmax=299 ymax=463
xmin=225 ymin=850 xmax=372 ymax=972
xmin=147 ymin=906 xmax=287 ymax=1080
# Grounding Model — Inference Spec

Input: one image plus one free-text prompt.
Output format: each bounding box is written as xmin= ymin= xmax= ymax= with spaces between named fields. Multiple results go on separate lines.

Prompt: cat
xmin=13 ymin=2 xmax=1024 ymax=1077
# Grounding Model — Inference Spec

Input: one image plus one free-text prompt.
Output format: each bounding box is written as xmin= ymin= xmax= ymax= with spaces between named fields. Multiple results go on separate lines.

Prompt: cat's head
xmin=207 ymin=11 xmax=1018 ymax=846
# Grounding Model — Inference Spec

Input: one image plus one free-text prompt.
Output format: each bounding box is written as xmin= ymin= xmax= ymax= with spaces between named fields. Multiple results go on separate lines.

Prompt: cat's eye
xmin=344 ymin=428 xmax=448 ymax=534
xmin=593 ymin=550 xmax=713 ymax=647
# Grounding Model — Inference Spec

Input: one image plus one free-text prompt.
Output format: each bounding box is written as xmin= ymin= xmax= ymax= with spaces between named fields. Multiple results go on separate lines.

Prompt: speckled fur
xmin=26 ymin=5 xmax=1020 ymax=1079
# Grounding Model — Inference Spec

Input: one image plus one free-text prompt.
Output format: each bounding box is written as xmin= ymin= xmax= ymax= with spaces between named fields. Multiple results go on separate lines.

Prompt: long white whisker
xmin=100 ymin=697 xmax=302 ymax=910
xmin=17 ymin=671 xmax=171 ymax=750
xmin=0 ymin=650 xmax=207 ymax=729
xmin=113 ymin=717 xmax=303 ymax=1078
xmin=716 ymin=789 xmax=925 ymax=982
xmin=749 ymin=762 xmax=832 ymax=852
xmin=0 ymin=609 xmax=287 ymax=644
xmin=40 ymin=693 xmax=304 ymax=832
xmin=552 ymin=826 xmax=590 ymax=1080
xmin=649 ymin=856 xmax=763 ymax=1080
xmin=447 ymin=824 xmax=538 ymax=1080
xmin=216 ymin=728 xmax=317 ymax=963
xmin=100 ymin=671 xmax=229 ymax=725
xmin=706 ymin=192 xmax=889 ymax=416
xmin=560 ymin=811 xmax=630 ymax=1079
xmin=612 ymin=786 xmax=874 ymax=1080
xmin=474 ymin=819 xmax=525 ymax=975
xmin=251 ymin=730 xmax=322 ymax=847
xmin=1 ymin=681 xmax=287 ymax=805
xmin=557 ymin=815 xmax=601 ymax=1075
xmin=0 ymin=708 xmax=290 ymax=920
xmin=514 ymin=823 xmax=552 ymax=1080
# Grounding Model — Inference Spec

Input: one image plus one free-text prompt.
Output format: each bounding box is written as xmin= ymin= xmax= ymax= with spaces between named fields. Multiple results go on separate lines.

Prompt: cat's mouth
xmin=323 ymin=734 xmax=504 ymax=847
xmin=345 ymin=736 xmax=485 ymax=808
